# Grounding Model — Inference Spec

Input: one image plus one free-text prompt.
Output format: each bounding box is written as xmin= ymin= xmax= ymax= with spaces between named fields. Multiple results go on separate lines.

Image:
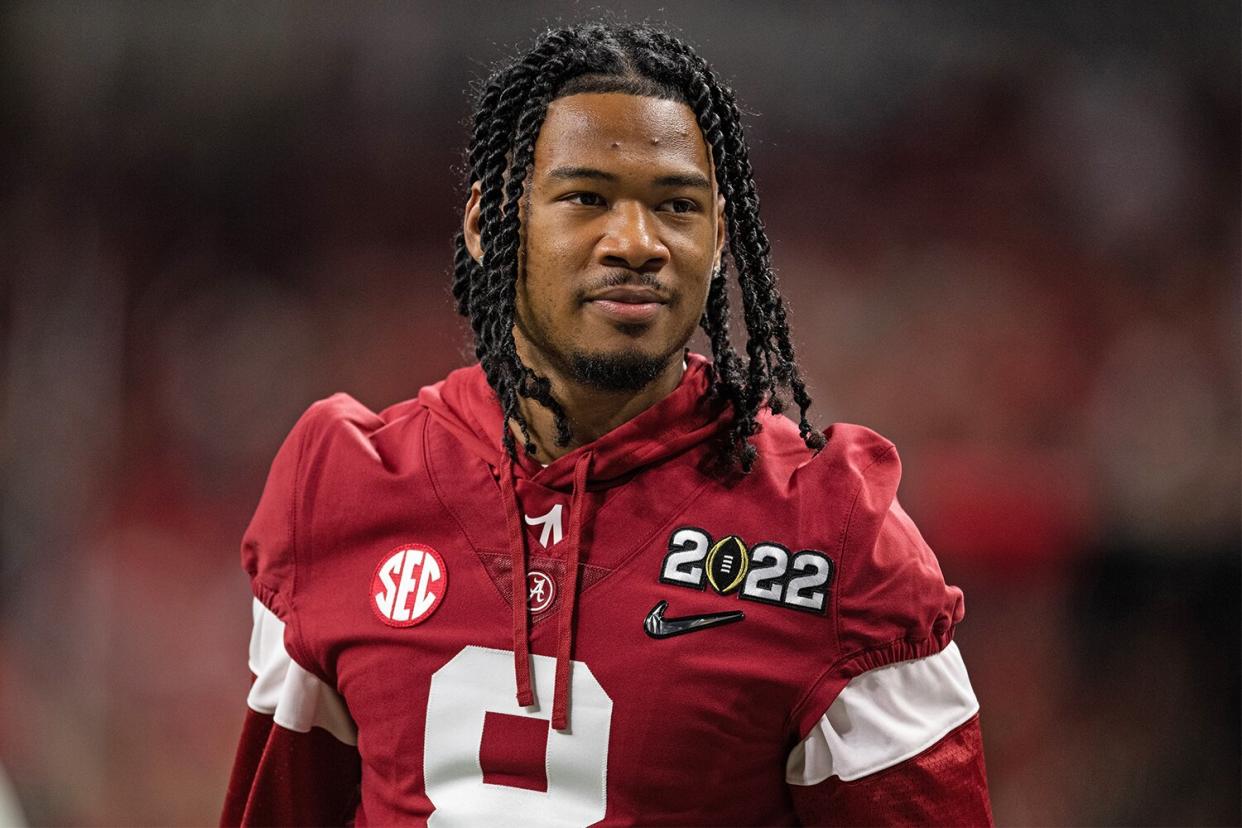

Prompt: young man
xmin=222 ymin=23 xmax=992 ymax=826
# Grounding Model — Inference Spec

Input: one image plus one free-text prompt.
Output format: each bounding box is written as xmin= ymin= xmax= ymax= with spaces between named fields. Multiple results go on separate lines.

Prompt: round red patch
xmin=526 ymin=570 xmax=556 ymax=614
xmin=370 ymin=544 xmax=448 ymax=627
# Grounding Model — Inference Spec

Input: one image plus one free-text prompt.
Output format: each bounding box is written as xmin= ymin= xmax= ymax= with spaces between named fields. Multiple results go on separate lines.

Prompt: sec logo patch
xmin=371 ymin=544 xmax=448 ymax=627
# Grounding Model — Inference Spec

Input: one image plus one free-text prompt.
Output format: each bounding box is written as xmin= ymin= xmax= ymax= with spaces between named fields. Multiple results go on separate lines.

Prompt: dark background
xmin=0 ymin=2 xmax=1238 ymax=824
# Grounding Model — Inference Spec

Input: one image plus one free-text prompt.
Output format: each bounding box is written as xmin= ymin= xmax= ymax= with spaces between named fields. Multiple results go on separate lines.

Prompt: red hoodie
xmin=223 ymin=354 xmax=992 ymax=826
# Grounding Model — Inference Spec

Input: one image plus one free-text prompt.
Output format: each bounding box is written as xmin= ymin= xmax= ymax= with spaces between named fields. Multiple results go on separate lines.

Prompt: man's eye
xmin=567 ymin=192 xmax=605 ymax=207
xmin=663 ymin=198 xmax=699 ymax=214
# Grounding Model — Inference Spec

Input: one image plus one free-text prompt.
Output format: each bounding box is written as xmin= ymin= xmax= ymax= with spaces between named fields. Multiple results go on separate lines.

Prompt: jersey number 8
xmin=425 ymin=646 xmax=613 ymax=826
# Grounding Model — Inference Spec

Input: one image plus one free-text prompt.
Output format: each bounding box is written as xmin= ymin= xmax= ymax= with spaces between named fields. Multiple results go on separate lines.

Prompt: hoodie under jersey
xmin=240 ymin=352 xmax=967 ymax=822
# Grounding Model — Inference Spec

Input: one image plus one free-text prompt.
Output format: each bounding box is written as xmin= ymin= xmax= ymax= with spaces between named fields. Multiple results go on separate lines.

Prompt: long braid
xmin=711 ymin=84 xmax=823 ymax=449
xmin=642 ymin=27 xmax=825 ymax=459
xmin=453 ymin=23 xmax=824 ymax=471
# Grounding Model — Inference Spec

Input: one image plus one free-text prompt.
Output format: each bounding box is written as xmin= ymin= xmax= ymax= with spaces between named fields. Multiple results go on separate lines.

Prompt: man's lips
xmin=584 ymin=286 xmax=667 ymax=304
xmin=583 ymin=286 xmax=668 ymax=324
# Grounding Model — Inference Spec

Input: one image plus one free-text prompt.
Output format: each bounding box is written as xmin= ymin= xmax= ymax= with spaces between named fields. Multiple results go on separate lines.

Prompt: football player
xmin=222 ymin=22 xmax=992 ymax=826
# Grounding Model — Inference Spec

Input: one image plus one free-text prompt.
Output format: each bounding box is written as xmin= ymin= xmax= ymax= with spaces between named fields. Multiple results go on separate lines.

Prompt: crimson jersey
xmin=222 ymin=355 xmax=992 ymax=826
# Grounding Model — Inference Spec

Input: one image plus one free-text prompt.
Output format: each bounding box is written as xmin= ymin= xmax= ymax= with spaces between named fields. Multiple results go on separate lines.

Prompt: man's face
xmin=468 ymin=92 xmax=725 ymax=392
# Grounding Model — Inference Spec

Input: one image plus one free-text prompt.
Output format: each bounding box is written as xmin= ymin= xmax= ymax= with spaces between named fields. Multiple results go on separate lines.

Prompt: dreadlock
xmin=452 ymin=22 xmax=826 ymax=472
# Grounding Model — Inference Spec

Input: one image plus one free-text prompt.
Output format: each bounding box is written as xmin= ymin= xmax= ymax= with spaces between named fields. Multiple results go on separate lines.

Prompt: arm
xmin=224 ymin=402 xmax=364 ymax=826
xmin=786 ymin=642 xmax=992 ymax=826
xmin=221 ymin=599 xmax=362 ymax=827
xmin=787 ymin=436 xmax=992 ymax=826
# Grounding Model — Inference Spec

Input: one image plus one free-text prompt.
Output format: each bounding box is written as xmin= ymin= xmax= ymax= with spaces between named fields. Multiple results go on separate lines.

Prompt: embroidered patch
xmin=658 ymin=527 xmax=833 ymax=615
xmin=370 ymin=544 xmax=448 ymax=627
xmin=527 ymin=570 xmax=556 ymax=614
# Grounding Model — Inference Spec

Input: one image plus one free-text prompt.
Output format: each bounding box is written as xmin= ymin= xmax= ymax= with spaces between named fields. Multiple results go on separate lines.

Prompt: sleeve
xmin=240 ymin=404 xmax=312 ymax=634
xmin=221 ymin=600 xmax=362 ymax=826
xmin=785 ymin=643 xmax=991 ymax=826
xmin=223 ymin=405 xmax=363 ymax=826
xmin=786 ymin=441 xmax=991 ymax=825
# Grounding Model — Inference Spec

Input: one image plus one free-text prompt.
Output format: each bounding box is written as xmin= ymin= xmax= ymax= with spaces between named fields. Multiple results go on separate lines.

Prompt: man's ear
xmin=463 ymin=181 xmax=484 ymax=264
xmin=713 ymin=193 xmax=726 ymax=271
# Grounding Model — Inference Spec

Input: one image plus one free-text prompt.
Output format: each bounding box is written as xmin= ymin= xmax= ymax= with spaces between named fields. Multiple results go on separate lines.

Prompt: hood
xmin=414 ymin=352 xmax=727 ymax=732
xmin=417 ymin=351 xmax=726 ymax=488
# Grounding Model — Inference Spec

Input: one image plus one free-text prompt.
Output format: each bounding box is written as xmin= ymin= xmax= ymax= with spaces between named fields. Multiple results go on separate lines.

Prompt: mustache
xmin=574 ymin=270 xmax=670 ymax=302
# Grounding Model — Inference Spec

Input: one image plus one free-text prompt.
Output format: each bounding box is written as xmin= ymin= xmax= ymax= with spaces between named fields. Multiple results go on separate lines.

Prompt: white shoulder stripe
xmin=247 ymin=598 xmax=359 ymax=747
xmin=786 ymin=641 xmax=979 ymax=785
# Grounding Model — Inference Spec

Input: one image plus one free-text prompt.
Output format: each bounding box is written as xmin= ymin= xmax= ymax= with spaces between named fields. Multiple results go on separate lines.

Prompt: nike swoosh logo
xmin=644 ymin=600 xmax=744 ymax=639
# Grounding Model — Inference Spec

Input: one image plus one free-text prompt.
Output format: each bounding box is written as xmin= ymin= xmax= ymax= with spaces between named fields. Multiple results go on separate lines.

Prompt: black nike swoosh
xmin=644 ymin=600 xmax=744 ymax=639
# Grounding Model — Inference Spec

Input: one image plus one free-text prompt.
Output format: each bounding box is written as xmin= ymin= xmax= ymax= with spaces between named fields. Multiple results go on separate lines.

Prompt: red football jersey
xmin=222 ymin=355 xmax=992 ymax=826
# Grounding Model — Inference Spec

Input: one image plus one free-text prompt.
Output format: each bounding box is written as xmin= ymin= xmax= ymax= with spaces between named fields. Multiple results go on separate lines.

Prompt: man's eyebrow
xmin=547 ymin=166 xmax=617 ymax=182
xmin=546 ymin=166 xmax=712 ymax=191
xmin=652 ymin=173 xmax=712 ymax=190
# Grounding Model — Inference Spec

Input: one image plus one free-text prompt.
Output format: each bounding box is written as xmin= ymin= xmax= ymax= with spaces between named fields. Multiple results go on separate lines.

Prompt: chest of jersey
xmin=292 ymin=416 xmax=843 ymax=825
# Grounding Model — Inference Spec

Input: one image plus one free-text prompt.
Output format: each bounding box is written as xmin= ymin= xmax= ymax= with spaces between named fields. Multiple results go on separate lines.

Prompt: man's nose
xmin=597 ymin=201 xmax=669 ymax=273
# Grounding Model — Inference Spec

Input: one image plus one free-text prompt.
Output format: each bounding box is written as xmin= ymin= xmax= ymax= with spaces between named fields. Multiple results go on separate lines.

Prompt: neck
xmin=510 ymin=339 xmax=686 ymax=465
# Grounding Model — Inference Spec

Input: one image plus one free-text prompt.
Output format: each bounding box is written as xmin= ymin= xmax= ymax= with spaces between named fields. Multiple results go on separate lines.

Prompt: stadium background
xmin=0 ymin=1 xmax=1237 ymax=824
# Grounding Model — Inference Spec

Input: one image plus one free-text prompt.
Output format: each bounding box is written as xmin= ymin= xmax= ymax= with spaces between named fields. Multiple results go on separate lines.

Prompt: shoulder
xmin=755 ymin=416 xmax=958 ymax=653
xmin=304 ymin=391 xmax=384 ymax=430
xmin=241 ymin=392 xmax=427 ymax=617
xmin=754 ymin=416 xmax=913 ymax=591
xmin=753 ymin=413 xmax=901 ymax=526
xmin=807 ymin=423 xmax=961 ymax=667
xmin=282 ymin=392 xmax=435 ymax=483
xmin=755 ymin=412 xmax=897 ymax=484
xmin=762 ymin=417 xmax=965 ymax=734
xmin=294 ymin=392 xmax=421 ymax=454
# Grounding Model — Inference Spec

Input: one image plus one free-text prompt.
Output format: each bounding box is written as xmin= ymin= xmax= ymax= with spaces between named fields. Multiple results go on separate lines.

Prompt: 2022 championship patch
xmin=659 ymin=527 xmax=833 ymax=614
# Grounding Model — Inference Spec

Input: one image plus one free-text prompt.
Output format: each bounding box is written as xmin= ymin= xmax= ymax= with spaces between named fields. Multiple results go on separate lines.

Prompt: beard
xmin=565 ymin=348 xmax=673 ymax=392
xmin=514 ymin=307 xmax=689 ymax=394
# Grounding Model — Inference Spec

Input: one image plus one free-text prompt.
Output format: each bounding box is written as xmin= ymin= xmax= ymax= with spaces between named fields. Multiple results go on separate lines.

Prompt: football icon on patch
xmin=705 ymin=535 xmax=749 ymax=594
xmin=371 ymin=544 xmax=448 ymax=627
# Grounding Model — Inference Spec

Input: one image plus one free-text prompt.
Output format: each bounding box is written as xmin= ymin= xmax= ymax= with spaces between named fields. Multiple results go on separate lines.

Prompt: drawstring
xmin=552 ymin=450 xmax=592 ymax=731
xmin=500 ymin=448 xmax=593 ymax=730
xmin=500 ymin=453 xmax=534 ymax=707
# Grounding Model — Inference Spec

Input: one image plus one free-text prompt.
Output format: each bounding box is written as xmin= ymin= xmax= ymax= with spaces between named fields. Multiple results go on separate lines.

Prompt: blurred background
xmin=0 ymin=1 xmax=1237 ymax=824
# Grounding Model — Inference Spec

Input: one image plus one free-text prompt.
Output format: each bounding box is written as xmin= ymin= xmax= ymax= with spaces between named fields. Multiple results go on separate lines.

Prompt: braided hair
xmin=453 ymin=22 xmax=825 ymax=471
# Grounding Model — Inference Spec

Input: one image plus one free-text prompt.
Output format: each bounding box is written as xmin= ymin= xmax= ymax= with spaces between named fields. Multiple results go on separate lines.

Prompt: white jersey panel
xmin=786 ymin=640 xmax=978 ymax=784
xmin=247 ymin=598 xmax=359 ymax=746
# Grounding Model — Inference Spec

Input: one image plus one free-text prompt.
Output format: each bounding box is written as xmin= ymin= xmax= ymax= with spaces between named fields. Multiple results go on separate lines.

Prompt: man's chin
xmin=566 ymin=348 xmax=677 ymax=393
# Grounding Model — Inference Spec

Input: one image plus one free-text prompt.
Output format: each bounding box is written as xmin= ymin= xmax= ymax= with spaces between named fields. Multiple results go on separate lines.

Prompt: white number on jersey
xmin=424 ymin=646 xmax=613 ymax=826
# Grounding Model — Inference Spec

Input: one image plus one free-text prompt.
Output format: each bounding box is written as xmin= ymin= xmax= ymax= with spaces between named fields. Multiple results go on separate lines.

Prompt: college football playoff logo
xmin=705 ymin=535 xmax=749 ymax=594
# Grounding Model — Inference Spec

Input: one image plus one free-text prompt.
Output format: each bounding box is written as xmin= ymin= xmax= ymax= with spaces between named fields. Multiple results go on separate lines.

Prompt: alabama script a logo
xmin=527 ymin=570 xmax=556 ymax=613
xmin=370 ymin=543 xmax=448 ymax=627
